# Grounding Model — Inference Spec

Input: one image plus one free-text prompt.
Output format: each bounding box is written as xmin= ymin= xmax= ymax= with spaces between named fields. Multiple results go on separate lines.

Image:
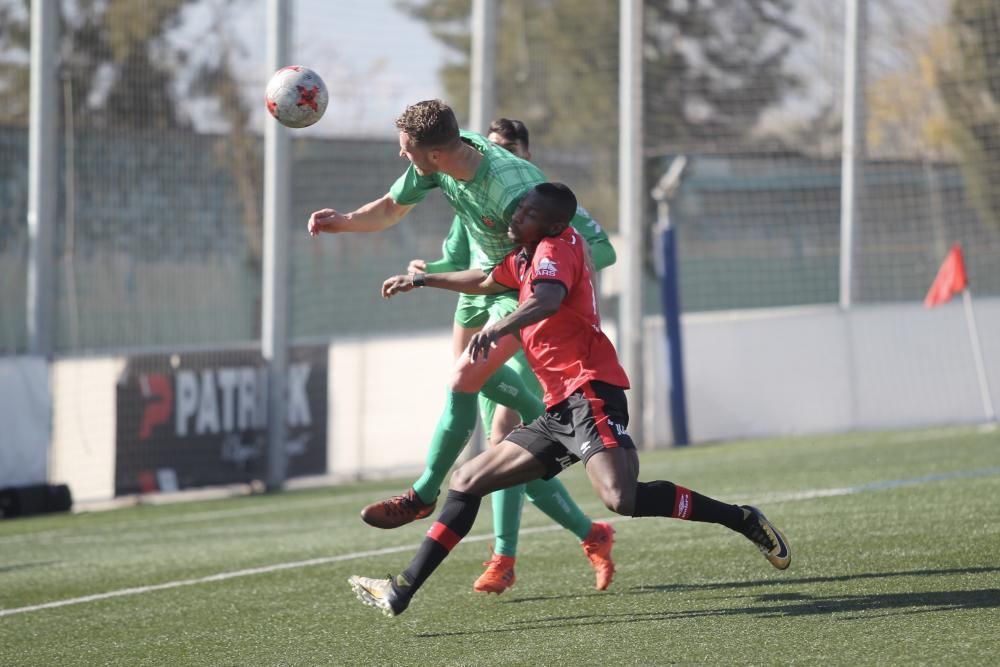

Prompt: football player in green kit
xmin=404 ymin=117 xmax=616 ymax=593
xmin=307 ymin=101 xmax=615 ymax=594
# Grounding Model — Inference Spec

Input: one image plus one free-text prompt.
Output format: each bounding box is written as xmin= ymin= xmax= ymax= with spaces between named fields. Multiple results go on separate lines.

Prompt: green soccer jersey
xmin=390 ymin=130 xmax=544 ymax=271
xmin=571 ymin=207 xmax=605 ymax=249
xmin=434 ymin=208 xmax=614 ymax=273
xmin=441 ymin=216 xmax=470 ymax=270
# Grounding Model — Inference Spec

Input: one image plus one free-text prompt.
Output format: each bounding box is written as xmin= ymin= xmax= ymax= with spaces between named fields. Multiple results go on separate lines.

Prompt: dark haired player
xmin=349 ymin=183 xmax=791 ymax=617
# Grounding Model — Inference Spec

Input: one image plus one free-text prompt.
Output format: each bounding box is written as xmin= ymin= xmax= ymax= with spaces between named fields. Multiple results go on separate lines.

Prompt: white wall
xmin=648 ymin=298 xmax=1000 ymax=444
xmin=49 ymin=357 xmax=124 ymax=502
xmin=0 ymin=356 xmax=50 ymax=488
xmin=15 ymin=298 xmax=997 ymax=502
xmin=328 ymin=332 xmax=454 ymax=477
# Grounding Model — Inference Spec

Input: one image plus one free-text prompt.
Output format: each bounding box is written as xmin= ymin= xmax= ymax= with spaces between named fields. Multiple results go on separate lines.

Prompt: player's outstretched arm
xmin=381 ymin=269 xmax=507 ymax=299
xmin=308 ymin=193 xmax=414 ymax=236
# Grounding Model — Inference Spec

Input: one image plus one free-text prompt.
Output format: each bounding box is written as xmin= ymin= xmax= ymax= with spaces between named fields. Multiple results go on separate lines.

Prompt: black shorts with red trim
xmin=505 ymin=380 xmax=635 ymax=479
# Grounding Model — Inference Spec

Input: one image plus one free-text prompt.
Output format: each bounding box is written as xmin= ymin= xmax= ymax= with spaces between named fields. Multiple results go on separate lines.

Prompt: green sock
xmin=480 ymin=364 xmax=545 ymax=423
xmin=485 ymin=355 xmax=552 ymax=556
xmin=492 ymin=485 xmax=525 ymax=557
xmin=525 ymin=477 xmax=593 ymax=541
xmin=412 ymin=390 xmax=478 ymax=504
xmin=478 ymin=393 xmax=497 ymax=437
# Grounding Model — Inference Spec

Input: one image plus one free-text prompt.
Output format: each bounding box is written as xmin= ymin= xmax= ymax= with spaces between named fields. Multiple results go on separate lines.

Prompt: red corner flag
xmin=924 ymin=243 xmax=968 ymax=308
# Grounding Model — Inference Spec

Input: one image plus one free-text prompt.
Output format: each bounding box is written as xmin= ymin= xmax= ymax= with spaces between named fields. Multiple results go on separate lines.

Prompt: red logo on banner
xmin=138 ymin=374 xmax=173 ymax=440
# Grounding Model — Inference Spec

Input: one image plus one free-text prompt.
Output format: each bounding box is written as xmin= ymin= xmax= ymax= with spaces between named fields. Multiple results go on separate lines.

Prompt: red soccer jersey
xmin=492 ymin=227 xmax=630 ymax=407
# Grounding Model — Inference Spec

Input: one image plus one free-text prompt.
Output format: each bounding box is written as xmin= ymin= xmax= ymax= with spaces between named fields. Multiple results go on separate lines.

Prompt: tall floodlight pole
xmin=619 ymin=0 xmax=644 ymax=445
xmin=469 ymin=0 xmax=497 ymax=134
xmin=840 ymin=0 xmax=867 ymax=309
xmin=27 ymin=0 xmax=58 ymax=356
xmin=263 ymin=0 xmax=291 ymax=491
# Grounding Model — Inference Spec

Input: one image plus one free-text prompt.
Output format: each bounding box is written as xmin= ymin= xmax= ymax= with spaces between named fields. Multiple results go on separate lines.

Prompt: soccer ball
xmin=265 ymin=66 xmax=328 ymax=128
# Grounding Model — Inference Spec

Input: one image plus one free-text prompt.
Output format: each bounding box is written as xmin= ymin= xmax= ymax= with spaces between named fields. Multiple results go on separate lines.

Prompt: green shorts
xmin=454 ymin=291 xmax=519 ymax=328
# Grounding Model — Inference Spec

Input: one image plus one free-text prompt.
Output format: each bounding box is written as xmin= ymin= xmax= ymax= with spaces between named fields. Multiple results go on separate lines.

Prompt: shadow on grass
xmin=505 ymin=565 xmax=1000 ymax=603
xmin=0 ymin=560 xmax=61 ymax=574
xmin=414 ymin=566 xmax=1000 ymax=638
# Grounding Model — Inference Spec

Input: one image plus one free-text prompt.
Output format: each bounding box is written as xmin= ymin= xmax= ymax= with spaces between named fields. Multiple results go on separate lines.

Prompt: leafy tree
xmin=856 ymin=3 xmax=950 ymax=159
xmin=0 ymin=0 xmax=235 ymax=129
xmin=192 ymin=47 xmax=264 ymax=266
xmin=0 ymin=0 xmax=260 ymax=130
xmin=397 ymin=0 xmax=804 ymax=224
xmin=0 ymin=2 xmax=31 ymax=123
xmin=0 ymin=0 xmax=262 ymax=260
xmin=936 ymin=0 xmax=1000 ymax=231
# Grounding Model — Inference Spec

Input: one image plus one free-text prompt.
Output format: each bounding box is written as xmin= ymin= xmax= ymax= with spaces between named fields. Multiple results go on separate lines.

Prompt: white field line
xmin=2 ymin=466 xmax=998 ymax=619
xmin=0 ymin=528 xmax=510 ymax=619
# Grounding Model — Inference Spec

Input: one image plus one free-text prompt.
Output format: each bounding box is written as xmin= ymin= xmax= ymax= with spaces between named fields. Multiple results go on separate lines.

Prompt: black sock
xmin=632 ymin=480 xmax=745 ymax=532
xmin=398 ymin=490 xmax=482 ymax=596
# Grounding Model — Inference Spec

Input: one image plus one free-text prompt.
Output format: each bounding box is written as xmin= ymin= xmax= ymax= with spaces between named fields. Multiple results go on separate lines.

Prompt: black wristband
xmin=412 ymin=272 xmax=426 ymax=288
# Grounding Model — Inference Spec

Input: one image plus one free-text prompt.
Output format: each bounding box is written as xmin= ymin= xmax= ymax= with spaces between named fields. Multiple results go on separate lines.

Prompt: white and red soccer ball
xmin=265 ymin=66 xmax=328 ymax=128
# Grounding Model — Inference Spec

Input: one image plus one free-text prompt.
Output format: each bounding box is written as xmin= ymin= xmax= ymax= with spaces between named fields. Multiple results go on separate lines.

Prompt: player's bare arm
xmin=469 ymin=282 xmax=566 ymax=362
xmin=381 ymin=269 xmax=508 ymax=299
xmin=308 ymin=192 xmax=414 ymax=236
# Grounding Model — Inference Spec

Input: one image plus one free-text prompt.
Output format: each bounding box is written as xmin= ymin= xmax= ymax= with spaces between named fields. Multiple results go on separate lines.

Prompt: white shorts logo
xmin=607 ymin=419 xmax=628 ymax=436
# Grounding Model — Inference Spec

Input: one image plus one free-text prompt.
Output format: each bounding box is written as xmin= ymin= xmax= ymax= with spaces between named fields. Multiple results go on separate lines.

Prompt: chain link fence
xmin=0 ymin=0 xmax=998 ymax=355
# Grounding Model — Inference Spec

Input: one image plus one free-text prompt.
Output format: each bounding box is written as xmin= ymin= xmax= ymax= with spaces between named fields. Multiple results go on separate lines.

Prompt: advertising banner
xmin=115 ymin=346 xmax=327 ymax=496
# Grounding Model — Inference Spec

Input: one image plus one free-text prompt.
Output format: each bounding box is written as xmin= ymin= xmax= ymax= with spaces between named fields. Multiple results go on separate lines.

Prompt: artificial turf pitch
xmin=1 ymin=426 xmax=998 ymax=665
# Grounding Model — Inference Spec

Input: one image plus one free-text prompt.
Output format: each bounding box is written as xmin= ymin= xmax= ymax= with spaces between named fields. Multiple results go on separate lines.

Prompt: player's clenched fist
xmin=308 ymin=208 xmax=347 ymax=236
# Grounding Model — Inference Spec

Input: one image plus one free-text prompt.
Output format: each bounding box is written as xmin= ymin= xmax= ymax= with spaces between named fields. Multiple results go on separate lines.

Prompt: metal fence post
xmin=619 ymin=0 xmax=645 ymax=446
xmin=263 ymin=0 xmax=291 ymax=491
xmin=27 ymin=0 xmax=58 ymax=356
